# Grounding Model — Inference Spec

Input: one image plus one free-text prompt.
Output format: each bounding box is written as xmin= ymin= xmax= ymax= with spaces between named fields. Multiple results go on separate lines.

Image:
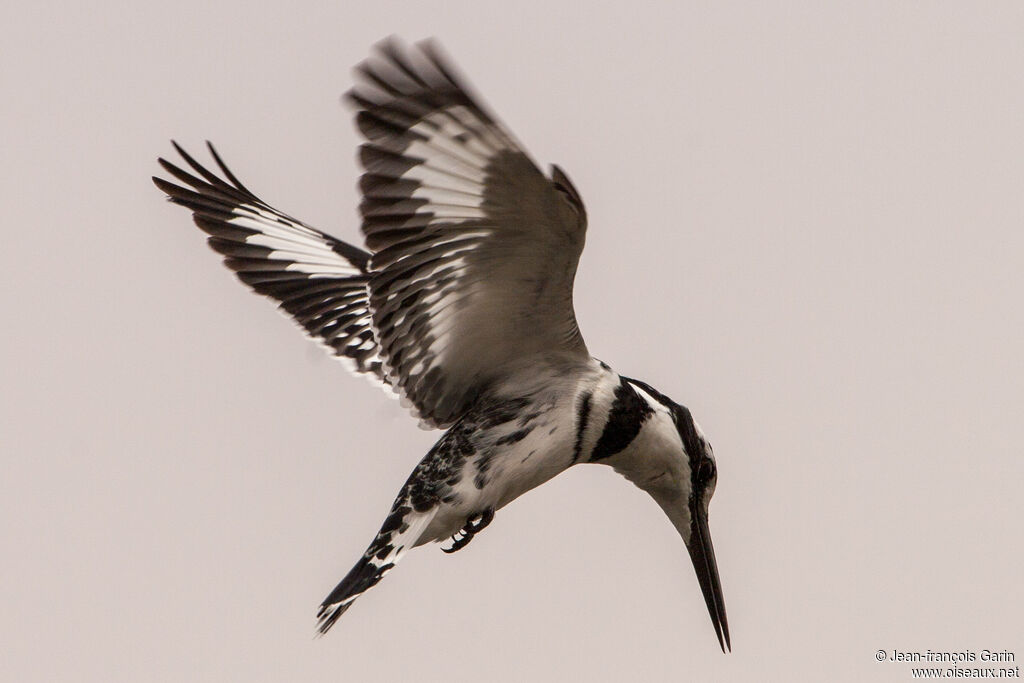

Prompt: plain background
xmin=3 ymin=2 xmax=1022 ymax=681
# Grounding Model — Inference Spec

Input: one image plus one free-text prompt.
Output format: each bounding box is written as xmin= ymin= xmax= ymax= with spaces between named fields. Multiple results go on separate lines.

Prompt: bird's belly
xmin=420 ymin=412 xmax=576 ymax=544
xmin=487 ymin=425 xmax=574 ymax=509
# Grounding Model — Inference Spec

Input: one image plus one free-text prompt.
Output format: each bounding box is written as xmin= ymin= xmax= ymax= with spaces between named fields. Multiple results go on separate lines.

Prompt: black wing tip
xmin=154 ymin=142 xmax=276 ymax=221
xmin=203 ymin=140 xmax=253 ymax=193
xmin=372 ymin=34 xmax=406 ymax=58
xmin=156 ymin=156 xmax=192 ymax=184
xmin=152 ymin=174 xmax=174 ymax=193
xmin=348 ymin=36 xmax=478 ymax=112
xmin=169 ymin=140 xmax=206 ymax=176
xmin=152 ymin=173 xmax=203 ymax=207
xmin=368 ymin=34 xmax=433 ymax=70
xmin=164 ymin=138 xmax=201 ymax=162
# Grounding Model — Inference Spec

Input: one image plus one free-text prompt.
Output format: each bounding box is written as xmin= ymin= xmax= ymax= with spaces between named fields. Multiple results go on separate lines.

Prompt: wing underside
xmin=349 ymin=38 xmax=590 ymax=427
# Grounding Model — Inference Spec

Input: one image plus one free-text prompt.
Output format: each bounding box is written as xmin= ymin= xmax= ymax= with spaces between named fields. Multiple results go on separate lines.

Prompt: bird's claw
xmin=441 ymin=508 xmax=495 ymax=553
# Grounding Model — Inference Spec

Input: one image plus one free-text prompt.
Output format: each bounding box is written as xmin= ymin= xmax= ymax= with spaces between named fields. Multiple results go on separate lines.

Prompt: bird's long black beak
xmin=688 ymin=509 xmax=730 ymax=652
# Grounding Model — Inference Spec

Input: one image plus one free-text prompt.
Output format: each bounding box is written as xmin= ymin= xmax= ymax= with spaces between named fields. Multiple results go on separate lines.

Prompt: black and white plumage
xmin=154 ymin=38 xmax=730 ymax=652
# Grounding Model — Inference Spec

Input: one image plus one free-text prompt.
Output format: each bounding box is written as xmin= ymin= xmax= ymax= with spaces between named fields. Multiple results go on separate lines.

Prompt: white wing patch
xmin=154 ymin=142 xmax=389 ymax=385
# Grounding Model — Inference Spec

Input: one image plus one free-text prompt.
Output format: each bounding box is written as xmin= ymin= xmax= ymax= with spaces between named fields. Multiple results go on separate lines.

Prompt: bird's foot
xmin=441 ymin=508 xmax=495 ymax=554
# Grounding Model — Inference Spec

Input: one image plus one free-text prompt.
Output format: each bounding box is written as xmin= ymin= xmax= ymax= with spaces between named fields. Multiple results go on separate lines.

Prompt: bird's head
xmin=612 ymin=379 xmax=730 ymax=652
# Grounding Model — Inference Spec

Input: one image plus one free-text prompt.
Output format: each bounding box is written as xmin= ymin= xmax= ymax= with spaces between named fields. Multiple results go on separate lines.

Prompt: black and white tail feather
xmin=315 ymin=504 xmax=437 ymax=634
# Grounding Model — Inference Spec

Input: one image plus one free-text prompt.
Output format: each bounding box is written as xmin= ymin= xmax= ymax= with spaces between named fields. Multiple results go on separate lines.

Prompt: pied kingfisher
xmin=154 ymin=37 xmax=730 ymax=652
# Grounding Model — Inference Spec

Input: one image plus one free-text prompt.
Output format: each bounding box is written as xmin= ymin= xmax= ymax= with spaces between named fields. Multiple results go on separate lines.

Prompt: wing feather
xmin=350 ymin=38 xmax=590 ymax=427
xmin=153 ymin=143 xmax=388 ymax=383
xmin=154 ymin=38 xmax=592 ymax=429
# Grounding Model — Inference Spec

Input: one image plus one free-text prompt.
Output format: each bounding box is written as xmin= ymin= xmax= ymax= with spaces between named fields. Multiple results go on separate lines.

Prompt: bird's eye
xmin=699 ymin=460 xmax=716 ymax=483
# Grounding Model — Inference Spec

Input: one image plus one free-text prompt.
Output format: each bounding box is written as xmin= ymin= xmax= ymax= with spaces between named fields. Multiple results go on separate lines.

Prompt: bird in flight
xmin=154 ymin=37 xmax=730 ymax=651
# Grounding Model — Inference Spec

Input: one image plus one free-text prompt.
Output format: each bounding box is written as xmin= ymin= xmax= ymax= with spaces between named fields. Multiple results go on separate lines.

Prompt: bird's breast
xmin=470 ymin=399 xmax=578 ymax=510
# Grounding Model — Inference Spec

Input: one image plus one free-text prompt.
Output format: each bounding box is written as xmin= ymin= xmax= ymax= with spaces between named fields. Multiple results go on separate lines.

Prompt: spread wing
xmin=351 ymin=38 xmax=590 ymax=427
xmin=153 ymin=143 xmax=387 ymax=383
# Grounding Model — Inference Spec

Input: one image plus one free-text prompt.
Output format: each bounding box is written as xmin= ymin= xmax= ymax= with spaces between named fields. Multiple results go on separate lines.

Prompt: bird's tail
xmin=316 ymin=501 xmax=436 ymax=635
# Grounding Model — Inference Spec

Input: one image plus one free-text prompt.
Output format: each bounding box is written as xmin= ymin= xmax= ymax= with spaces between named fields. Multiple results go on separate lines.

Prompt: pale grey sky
xmin=2 ymin=2 xmax=1022 ymax=681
